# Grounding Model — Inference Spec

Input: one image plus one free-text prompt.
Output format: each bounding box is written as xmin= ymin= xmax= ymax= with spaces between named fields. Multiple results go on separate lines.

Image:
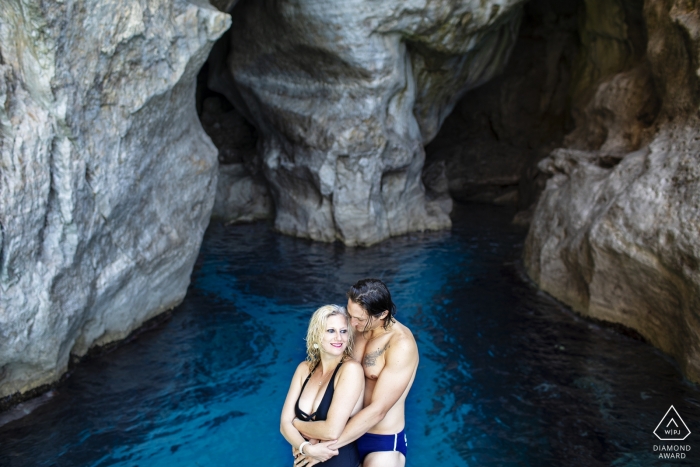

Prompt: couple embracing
xmin=281 ymin=278 xmax=419 ymax=467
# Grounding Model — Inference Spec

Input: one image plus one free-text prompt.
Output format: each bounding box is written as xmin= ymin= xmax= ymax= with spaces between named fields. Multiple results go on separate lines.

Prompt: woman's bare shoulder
xmin=339 ymin=359 xmax=363 ymax=376
xmin=295 ymin=361 xmax=311 ymax=378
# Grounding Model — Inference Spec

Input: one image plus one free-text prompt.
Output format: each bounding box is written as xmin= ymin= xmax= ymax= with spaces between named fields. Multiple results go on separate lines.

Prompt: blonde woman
xmin=280 ymin=305 xmax=364 ymax=466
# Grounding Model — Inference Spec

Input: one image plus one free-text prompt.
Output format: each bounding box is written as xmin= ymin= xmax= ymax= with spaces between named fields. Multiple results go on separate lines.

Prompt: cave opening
xmin=424 ymin=0 xmax=655 ymax=226
xmin=195 ymin=1 xmax=274 ymax=224
xmin=424 ymin=0 xmax=581 ymax=223
xmin=196 ymin=0 xmax=656 ymax=231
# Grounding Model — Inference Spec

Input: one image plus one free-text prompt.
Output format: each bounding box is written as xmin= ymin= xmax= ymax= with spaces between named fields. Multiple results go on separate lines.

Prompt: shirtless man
xmin=294 ymin=278 xmax=419 ymax=466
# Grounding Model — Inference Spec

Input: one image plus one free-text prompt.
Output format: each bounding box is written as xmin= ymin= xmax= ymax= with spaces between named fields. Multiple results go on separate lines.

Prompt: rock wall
xmin=424 ymin=0 xmax=581 ymax=220
xmin=524 ymin=0 xmax=700 ymax=381
xmin=198 ymin=94 xmax=273 ymax=222
xmin=222 ymin=0 xmax=527 ymax=246
xmin=8 ymin=0 xmax=697 ymax=402
xmin=0 ymin=0 xmax=229 ymax=399
xmin=197 ymin=27 xmax=274 ymax=225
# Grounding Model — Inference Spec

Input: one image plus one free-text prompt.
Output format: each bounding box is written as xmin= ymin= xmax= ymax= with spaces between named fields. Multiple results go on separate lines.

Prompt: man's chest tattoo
xmin=363 ymin=343 xmax=390 ymax=367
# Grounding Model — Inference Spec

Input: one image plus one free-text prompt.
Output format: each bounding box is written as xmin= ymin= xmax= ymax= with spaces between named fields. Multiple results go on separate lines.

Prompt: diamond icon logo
xmin=654 ymin=405 xmax=691 ymax=441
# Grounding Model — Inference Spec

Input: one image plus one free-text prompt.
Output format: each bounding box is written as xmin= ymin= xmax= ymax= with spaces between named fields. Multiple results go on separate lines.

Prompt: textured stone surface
xmin=212 ymin=164 xmax=272 ymax=222
xmin=524 ymin=0 xmax=700 ymax=381
xmin=198 ymin=95 xmax=273 ymax=223
xmin=424 ymin=0 xmax=580 ymax=215
xmin=525 ymin=126 xmax=700 ymax=380
xmin=564 ymin=63 xmax=660 ymax=152
xmin=568 ymin=0 xmax=647 ymax=105
xmin=565 ymin=0 xmax=654 ymax=151
xmin=0 ymin=0 xmax=230 ymax=398
xmin=226 ymin=0 xmax=527 ymax=245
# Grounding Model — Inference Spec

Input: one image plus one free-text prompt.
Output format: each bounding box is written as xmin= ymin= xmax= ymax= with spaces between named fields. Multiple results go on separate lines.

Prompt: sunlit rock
xmin=225 ymin=0 xmax=526 ymax=245
xmin=0 ymin=0 xmax=230 ymax=399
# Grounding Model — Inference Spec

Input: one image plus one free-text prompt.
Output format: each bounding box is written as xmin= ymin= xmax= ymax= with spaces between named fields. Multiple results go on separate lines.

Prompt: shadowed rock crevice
xmin=523 ymin=0 xmax=700 ymax=382
xmin=424 ymin=0 xmax=581 ymax=222
xmin=197 ymin=59 xmax=273 ymax=223
xmin=423 ymin=0 xmax=661 ymax=219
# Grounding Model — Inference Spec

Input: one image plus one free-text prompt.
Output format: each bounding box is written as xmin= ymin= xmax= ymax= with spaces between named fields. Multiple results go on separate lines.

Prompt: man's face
xmin=347 ymin=299 xmax=370 ymax=333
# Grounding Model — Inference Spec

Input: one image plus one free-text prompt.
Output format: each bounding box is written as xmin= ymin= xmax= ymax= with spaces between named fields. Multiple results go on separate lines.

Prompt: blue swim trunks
xmin=356 ymin=429 xmax=407 ymax=462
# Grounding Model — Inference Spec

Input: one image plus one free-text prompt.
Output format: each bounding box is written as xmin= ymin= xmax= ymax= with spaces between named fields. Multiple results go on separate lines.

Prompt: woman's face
xmin=320 ymin=314 xmax=349 ymax=356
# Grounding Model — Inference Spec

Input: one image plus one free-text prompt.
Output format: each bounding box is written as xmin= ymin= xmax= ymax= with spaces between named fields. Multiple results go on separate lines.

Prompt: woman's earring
xmin=313 ymin=343 xmax=319 ymax=349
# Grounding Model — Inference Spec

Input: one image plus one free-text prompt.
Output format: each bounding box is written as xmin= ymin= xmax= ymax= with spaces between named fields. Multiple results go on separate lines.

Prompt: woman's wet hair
xmin=305 ymin=304 xmax=354 ymax=368
xmin=346 ymin=278 xmax=396 ymax=330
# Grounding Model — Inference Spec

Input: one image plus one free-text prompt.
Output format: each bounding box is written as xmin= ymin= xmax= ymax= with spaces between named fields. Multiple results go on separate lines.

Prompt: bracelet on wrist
xmin=299 ymin=441 xmax=311 ymax=456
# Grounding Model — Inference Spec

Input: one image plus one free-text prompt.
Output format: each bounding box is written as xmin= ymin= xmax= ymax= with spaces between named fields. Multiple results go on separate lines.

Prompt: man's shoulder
xmin=390 ymin=320 xmax=416 ymax=342
xmin=388 ymin=321 xmax=417 ymax=353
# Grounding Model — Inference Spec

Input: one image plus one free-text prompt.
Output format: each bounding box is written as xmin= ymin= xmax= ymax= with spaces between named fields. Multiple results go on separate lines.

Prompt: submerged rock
xmin=0 ymin=0 xmax=230 ymax=399
xmin=224 ymin=0 xmax=527 ymax=245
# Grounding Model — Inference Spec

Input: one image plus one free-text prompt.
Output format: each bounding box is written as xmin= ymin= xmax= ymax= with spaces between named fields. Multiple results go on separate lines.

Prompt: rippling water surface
xmin=2 ymin=204 xmax=700 ymax=466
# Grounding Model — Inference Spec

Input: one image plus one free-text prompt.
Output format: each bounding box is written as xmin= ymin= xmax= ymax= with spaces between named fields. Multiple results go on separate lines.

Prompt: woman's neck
xmin=317 ymin=354 xmax=343 ymax=375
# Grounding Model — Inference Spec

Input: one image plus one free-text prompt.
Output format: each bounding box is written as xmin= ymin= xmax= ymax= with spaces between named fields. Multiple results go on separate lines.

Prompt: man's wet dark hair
xmin=347 ymin=278 xmax=396 ymax=330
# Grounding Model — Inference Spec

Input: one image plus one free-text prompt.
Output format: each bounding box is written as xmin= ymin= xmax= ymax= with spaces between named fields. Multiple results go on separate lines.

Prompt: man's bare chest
xmin=360 ymin=338 xmax=391 ymax=380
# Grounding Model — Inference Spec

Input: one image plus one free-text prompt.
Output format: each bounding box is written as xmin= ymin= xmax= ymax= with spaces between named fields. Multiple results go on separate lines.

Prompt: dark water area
xmin=1 ymin=203 xmax=700 ymax=466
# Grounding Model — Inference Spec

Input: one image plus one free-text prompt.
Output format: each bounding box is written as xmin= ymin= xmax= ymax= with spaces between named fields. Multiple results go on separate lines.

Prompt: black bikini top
xmin=295 ymin=362 xmax=344 ymax=422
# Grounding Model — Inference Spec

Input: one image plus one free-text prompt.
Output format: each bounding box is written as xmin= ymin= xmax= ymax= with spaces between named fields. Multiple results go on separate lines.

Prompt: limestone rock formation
xmin=424 ymin=0 xmax=580 ymax=215
xmin=198 ymin=95 xmax=273 ymax=222
xmin=0 ymin=0 xmax=230 ymax=399
xmin=224 ymin=0 xmax=527 ymax=246
xmin=525 ymin=126 xmax=700 ymax=380
xmin=212 ymin=164 xmax=272 ymax=222
xmin=524 ymin=0 xmax=700 ymax=381
xmin=563 ymin=63 xmax=659 ymax=153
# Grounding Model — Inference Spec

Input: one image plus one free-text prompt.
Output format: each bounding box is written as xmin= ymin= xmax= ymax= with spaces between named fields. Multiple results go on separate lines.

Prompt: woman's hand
xmin=294 ymin=454 xmax=320 ymax=467
xmin=302 ymin=440 xmax=338 ymax=463
xmin=293 ymin=441 xmax=322 ymax=467
xmin=293 ymin=439 xmax=323 ymax=467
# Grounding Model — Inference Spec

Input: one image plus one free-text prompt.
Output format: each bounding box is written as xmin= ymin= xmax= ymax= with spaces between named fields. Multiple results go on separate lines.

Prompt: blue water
xmin=1 ymin=204 xmax=700 ymax=466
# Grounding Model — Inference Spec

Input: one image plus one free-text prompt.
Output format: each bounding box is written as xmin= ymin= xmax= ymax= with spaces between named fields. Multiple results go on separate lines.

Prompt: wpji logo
xmin=652 ymin=405 xmax=691 ymax=460
xmin=654 ymin=406 xmax=691 ymax=441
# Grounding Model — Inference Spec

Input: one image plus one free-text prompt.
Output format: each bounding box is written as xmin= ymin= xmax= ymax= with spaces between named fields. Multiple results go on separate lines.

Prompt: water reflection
xmin=1 ymin=204 xmax=699 ymax=466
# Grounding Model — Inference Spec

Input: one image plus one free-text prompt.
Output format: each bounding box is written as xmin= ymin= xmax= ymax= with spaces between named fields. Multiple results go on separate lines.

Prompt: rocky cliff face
xmin=217 ymin=0 xmax=527 ymax=246
xmin=424 ymin=0 xmax=581 ymax=218
xmin=198 ymin=94 xmax=273 ymax=222
xmin=524 ymin=0 xmax=700 ymax=381
xmin=0 ymin=0 xmax=229 ymax=399
xmin=6 ymin=0 xmax=698 ymax=403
